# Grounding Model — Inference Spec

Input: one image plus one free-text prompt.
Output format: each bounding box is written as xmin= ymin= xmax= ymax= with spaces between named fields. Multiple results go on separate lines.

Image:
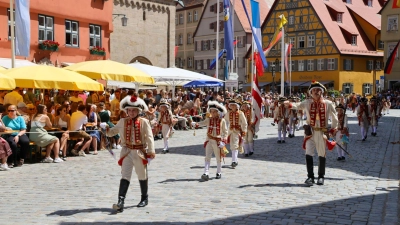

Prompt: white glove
xmin=99 ymin=122 xmax=108 ymax=129
xmin=218 ymin=142 xmax=225 ymax=148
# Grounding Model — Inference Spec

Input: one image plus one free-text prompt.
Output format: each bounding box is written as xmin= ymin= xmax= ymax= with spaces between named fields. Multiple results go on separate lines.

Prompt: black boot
xmin=317 ymin=156 xmax=326 ymax=185
xmin=137 ymin=179 xmax=148 ymax=207
xmin=304 ymin=155 xmax=315 ymax=185
xmin=113 ymin=179 xmax=130 ymax=213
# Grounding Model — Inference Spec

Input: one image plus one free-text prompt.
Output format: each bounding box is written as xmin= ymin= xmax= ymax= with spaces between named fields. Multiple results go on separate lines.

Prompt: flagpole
xmin=10 ymin=0 xmax=15 ymax=68
xmin=289 ymin=43 xmax=292 ymax=96
xmin=231 ymin=0 xmax=235 ymax=77
xmin=280 ymin=19 xmax=285 ymax=97
xmin=216 ymin=0 xmax=220 ymax=86
xmin=235 ymin=35 xmax=238 ymax=74
xmin=251 ymin=34 xmax=254 ymax=93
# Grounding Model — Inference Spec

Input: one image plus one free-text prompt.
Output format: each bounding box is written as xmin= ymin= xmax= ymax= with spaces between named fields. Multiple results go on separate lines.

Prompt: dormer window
xmin=368 ymin=0 xmax=372 ymax=6
xmin=337 ymin=13 xmax=343 ymax=23
xmin=351 ymin=35 xmax=357 ymax=46
xmin=346 ymin=0 xmax=352 ymax=4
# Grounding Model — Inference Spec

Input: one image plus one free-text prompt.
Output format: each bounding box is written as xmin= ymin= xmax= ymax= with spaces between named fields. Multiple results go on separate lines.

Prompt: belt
xmin=312 ymin=127 xmax=327 ymax=132
xmin=126 ymin=144 xmax=144 ymax=149
xmin=207 ymin=134 xmax=221 ymax=141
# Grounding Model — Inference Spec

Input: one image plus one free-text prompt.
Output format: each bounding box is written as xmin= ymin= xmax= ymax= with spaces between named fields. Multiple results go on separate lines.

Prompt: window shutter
xmin=351 ymin=59 xmax=354 ymax=70
xmin=350 ymin=83 xmax=354 ymax=93
xmin=219 ymin=2 xmax=223 ymax=13
xmin=342 ymin=83 xmax=345 ymax=91
xmin=324 ymin=58 xmax=328 ymax=70
xmin=195 ymin=41 xmax=197 ymax=51
xmin=201 ymin=40 xmax=204 ymax=51
xmin=314 ymin=59 xmax=317 ymax=71
xmin=304 ymin=60 xmax=308 ymax=71
xmin=362 ymin=84 xmax=366 ymax=95
xmin=208 ymin=40 xmax=211 ymax=50
xmin=221 ymin=38 xmax=224 ymax=49
xmin=343 ymin=59 xmax=346 ymax=70
xmin=294 ymin=60 xmax=297 ymax=71
xmin=334 ymin=58 xmax=338 ymax=70
xmin=366 ymin=60 xmax=369 ymax=70
xmin=200 ymin=60 xmax=203 ymax=70
xmin=214 ymin=39 xmax=216 ymax=49
xmin=209 ymin=23 xmax=213 ymax=29
xmin=207 ymin=59 xmax=210 ymax=69
xmin=214 ymin=22 xmax=217 ymax=32
xmin=194 ymin=60 xmax=197 ymax=69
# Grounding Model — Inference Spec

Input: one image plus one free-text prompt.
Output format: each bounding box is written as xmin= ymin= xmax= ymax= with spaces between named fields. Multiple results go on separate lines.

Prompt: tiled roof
xmin=180 ymin=0 xmax=206 ymax=8
xmin=235 ymin=0 xmax=271 ymax=33
xmin=309 ymin=0 xmax=383 ymax=56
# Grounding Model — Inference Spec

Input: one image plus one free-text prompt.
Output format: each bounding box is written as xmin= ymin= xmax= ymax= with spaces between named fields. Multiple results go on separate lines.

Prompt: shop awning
xmin=299 ymin=80 xmax=333 ymax=87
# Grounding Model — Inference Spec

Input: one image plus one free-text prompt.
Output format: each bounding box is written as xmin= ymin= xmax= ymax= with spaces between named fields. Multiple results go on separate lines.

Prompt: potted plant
xmin=89 ymin=46 xmax=106 ymax=56
xmin=39 ymin=40 xmax=60 ymax=51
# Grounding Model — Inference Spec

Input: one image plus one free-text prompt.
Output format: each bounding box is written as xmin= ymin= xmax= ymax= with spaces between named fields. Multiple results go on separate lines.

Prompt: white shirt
xmin=70 ymin=111 xmax=88 ymax=131
xmin=4 ymin=91 xmax=23 ymax=106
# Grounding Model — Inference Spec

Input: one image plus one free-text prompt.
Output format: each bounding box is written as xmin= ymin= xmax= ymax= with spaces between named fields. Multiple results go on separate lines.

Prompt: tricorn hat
xmin=370 ymin=96 xmax=377 ymax=102
xmin=278 ymin=97 xmax=287 ymax=102
xmin=308 ymin=80 xmax=327 ymax=94
xmin=360 ymin=97 xmax=368 ymax=103
xmin=207 ymin=101 xmax=227 ymax=114
xmin=159 ymin=99 xmax=171 ymax=109
xmin=335 ymin=103 xmax=346 ymax=111
xmin=120 ymin=95 xmax=148 ymax=112
xmin=228 ymin=99 xmax=240 ymax=108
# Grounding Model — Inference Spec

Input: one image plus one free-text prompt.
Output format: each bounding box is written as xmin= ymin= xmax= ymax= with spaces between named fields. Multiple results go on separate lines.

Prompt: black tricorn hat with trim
xmin=308 ymin=80 xmax=327 ymax=94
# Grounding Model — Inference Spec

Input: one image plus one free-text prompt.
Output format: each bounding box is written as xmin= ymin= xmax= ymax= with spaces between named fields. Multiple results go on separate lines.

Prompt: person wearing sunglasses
xmin=1 ymin=105 xmax=29 ymax=167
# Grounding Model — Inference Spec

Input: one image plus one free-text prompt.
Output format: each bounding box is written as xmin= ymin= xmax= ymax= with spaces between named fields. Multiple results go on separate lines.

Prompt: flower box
xmin=89 ymin=50 xmax=106 ymax=56
xmin=39 ymin=40 xmax=59 ymax=52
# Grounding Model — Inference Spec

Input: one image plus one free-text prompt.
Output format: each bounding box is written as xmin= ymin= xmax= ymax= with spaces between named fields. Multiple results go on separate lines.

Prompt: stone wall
xmin=111 ymin=0 xmax=176 ymax=67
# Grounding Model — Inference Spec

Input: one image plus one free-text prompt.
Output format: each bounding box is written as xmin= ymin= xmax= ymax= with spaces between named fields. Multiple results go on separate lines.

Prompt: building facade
xmin=379 ymin=0 xmax=400 ymax=90
xmin=0 ymin=0 xmax=113 ymax=66
xmin=111 ymin=0 xmax=177 ymax=67
xmin=193 ymin=0 xmax=271 ymax=87
xmin=260 ymin=0 xmax=385 ymax=95
xmin=175 ymin=0 xmax=206 ymax=71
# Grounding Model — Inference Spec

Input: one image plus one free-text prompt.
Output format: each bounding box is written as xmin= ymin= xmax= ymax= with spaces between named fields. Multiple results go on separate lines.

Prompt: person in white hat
xmin=200 ymin=101 xmax=228 ymax=180
xmin=157 ymin=99 xmax=174 ymax=153
xmin=356 ymin=97 xmax=370 ymax=141
xmin=274 ymin=97 xmax=289 ymax=143
xmin=224 ymin=99 xmax=247 ymax=168
xmin=240 ymin=101 xmax=254 ymax=157
xmin=368 ymin=96 xmax=380 ymax=137
xmin=106 ymin=94 xmax=155 ymax=213
xmin=285 ymin=81 xmax=338 ymax=186
xmin=334 ymin=104 xmax=348 ymax=161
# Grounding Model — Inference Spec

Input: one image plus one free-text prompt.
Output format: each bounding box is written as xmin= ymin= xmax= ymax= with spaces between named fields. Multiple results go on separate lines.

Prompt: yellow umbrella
xmin=2 ymin=65 xmax=103 ymax=91
xmin=64 ymin=60 xmax=154 ymax=83
xmin=0 ymin=72 xmax=16 ymax=90
xmin=0 ymin=67 xmax=6 ymax=71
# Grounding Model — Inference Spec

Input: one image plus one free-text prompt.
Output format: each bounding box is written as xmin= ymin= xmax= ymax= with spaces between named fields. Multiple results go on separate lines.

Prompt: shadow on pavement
xmin=55 ymin=190 xmax=395 ymax=224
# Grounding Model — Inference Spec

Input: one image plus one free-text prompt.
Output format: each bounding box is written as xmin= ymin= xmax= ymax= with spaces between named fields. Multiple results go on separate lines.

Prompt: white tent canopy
xmin=106 ymin=80 xmax=156 ymax=90
xmin=0 ymin=58 xmax=38 ymax=68
xmin=127 ymin=62 xmax=223 ymax=96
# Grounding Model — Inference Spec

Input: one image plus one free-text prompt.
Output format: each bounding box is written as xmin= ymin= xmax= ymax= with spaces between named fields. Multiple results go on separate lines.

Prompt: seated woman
xmin=86 ymin=104 xmax=100 ymax=155
xmin=1 ymin=104 xmax=30 ymax=167
xmin=98 ymin=102 xmax=121 ymax=148
xmin=53 ymin=105 xmax=70 ymax=160
xmin=0 ymin=105 xmax=12 ymax=170
xmin=30 ymin=104 xmax=63 ymax=163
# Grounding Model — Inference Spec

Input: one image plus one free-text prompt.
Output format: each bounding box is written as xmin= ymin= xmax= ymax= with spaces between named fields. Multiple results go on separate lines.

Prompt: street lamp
xmin=113 ymin=14 xmax=128 ymax=27
xmin=271 ymin=58 xmax=279 ymax=93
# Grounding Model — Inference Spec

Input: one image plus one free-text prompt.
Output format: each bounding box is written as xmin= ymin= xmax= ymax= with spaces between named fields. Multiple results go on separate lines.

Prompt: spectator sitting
xmin=190 ymin=106 xmax=203 ymax=122
xmin=17 ymin=102 xmax=30 ymax=125
xmin=85 ymin=104 xmax=100 ymax=155
xmin=54 ymin=106 xmax=70 ymax=160
xmin=1 ymin=104 xmax=30 ymax=167
xmin=69 ymin=104 xmax=92 ymax=157
xmin=0 ymin=105 xmax=12 ymax=170
xmin=29 ymin=104 xmax=63 ymax=163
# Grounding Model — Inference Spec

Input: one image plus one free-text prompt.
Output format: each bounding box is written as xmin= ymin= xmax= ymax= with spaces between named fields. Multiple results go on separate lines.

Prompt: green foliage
xmin=328 ymin=90 xmax=341 ymax=97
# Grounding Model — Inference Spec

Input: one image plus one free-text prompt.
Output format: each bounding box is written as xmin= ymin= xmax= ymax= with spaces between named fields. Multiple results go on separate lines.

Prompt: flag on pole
xmin=384 ymin=40 xmax=400 ymax=74
xmin=209 ymin=49 xmax=226 ymax=70
xmin=251 ymin=72 xmax=262 ymax=133
xmin=223 ymin=0 xmax=234 ymax=60
xmin=284 ymin=43 xmax=292 ymax=73
xmin=393 ymin=0 xmax=400 ymax=8
xmin=15 ymin=0 xmax=30 ymax=57
xmin=241 ymin=0 xmax=268 ymax=69
xmin=264 ymin=14 xmax=287 ymax=57
xmin=174 ymin=46 xmax=179 ymax=57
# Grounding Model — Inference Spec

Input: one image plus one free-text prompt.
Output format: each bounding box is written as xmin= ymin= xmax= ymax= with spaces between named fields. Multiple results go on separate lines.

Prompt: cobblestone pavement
xmin=0 ymin=110 xmax=399 ymax=225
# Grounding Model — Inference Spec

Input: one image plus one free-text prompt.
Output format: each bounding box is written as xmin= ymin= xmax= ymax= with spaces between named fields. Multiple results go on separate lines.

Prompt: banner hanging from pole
xmin=15 ymin=0 xmax=30 ymax=57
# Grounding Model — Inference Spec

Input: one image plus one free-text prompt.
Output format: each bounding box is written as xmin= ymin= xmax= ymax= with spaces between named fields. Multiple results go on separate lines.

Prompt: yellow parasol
xmin=0 ymin=67 xmax=6 ymax=71
xmin=2 ymin=65 xmax=103 ymax=91
xmin=0 ymin=72 xmax=16 ymax=90
xmin=64 ymin=60 xmax=154 ymax=84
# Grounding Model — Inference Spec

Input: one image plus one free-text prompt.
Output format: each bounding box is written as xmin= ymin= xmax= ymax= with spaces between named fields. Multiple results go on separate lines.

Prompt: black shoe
xmin=231 ymin=162 xmax=238 ymax=168
xmin=277 ymin=140 xmax=282 ymax=143
xmin=317 ymin=177 xmax=324 ymax=185
xmin=162 ymin=150 xmax=168 ymax=154
xmin=137 ymin=195 xmax=148 ymax=207
xmin=337 ymin=157 xmax=342 ymax=161
xmin=304 ymin=177 xmax=315 ymax=185
xmin=166 ymin=150 xmax=169 ymax=153
xmin=271 ymin=123 xmax=275 ymax=126
xmin=201 ymin=174 xmax=209 ymax=181
xmin=362 ymin=138 xmax=366 ymax=141
xmin=215 ymin=173 xmax=221 ymax=179
xmin=137 ymin=180 xmax=148 ymax=207
xmin=281 ymin=140 xmax=286 ymax=143
xmin=292 ymin=134 xmax=295 ymax=137
xmin=371 ymin=132 xmax=374 ymax=136
xmin=341 ymin=156 xmax=345 ymax=161
xmin=249 ymin=152 xmax=254 ymax=156
xmin=245 ymin=154 xmax=249 ymax=157
xmin=113 ymin=196 xmax=125 ymax=213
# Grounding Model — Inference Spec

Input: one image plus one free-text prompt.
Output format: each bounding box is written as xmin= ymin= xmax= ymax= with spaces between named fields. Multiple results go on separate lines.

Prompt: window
xmin=368 ymin=0 xmax=372 ymax=7
xmin=175 ymin=58 xmax=178 ymax=67
xmin=298 ymin=60 xmax=304 ymax=71
xmin=179 ymin=58 xmax=184 ymax=68
xmin=187 ymin=33 xmax=192 ymax=44
xmin=289 ymin=37 xmax=296 ymax=48
xmin=210 ymin=39 xmax=215 ymax=50
xmin=290 ymin=60 xmax=295 ymax=71
xmin=351 ymin=35 xmax=357 ymax=46
xmin=317 ymin=59 xmax=324 ymax=70
xmin=298 ymin=36 xmax=305 ymax=48
xmin=7 ymin=9 xmax=15 ymax=39
xmin=342 ymin=83 xmax=353 ymax=94
xmin=196 ymin=60 xmax=201 ymax=70
xmin=238 ymin=36 xmax=246 ymax=48
xmin=388 ymin=42 xmax=399 ymax=58
xmin=179 ymin=14 xmax=183 ymax=24
xmin=367 ymin=60 xmax=374 ymax=70
xmin=39 ymin=15 xmax=54 ymax=41
xmin=299 ymin=17 xmax=303 ymax=24
xmin=346 ymin=0 xmax=352 ymax=4
xmin=204 ymin=59 xmax=208 ymax=69
xmin=307 ymin=59 xmax=314 ymax=71
xmin=175 ymin=15 xmax=178 ymax=25
xmin=89 ymin=24 xmax=101 ymax=47
xmin=327 ymin=58 xmax=335 ymax=70
xmin=378 ymin=40 xmax=384 ymax=50
xmin=65 ymin=20 xmax=79 ymax=47
xmin=203 ymin=40 xmax=209 ymax=50
xmin=188 ymin=57 xmax=192 ymax=68
xmin=179 ymin=34 xmax=183 ymax=45
xmin=289 ymin=16 xmax=295 ymax=25
xmin=376 ymin=61 xmax=381 ymax=70
xmin=363 ymin=83 xmax=372 ymax=95
xmin=344 ymin=59 xmax=352 ymax=70
xmin=307 ymin=35 xmax=315 ymax=47
xmin=388 ymin=15 xmax=398 ymax=31
xmin=337 ymin=13 xmax=342 ymax=23
xmin=194 ymin=10 xmax=198 ymax=21
xmin=187 ymin=12 xmax=192 ymax=23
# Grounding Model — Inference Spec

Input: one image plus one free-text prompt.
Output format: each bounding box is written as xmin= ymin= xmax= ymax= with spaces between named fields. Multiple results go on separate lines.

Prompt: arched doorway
xmin=130 ymin=56 xmax=152 ymax=65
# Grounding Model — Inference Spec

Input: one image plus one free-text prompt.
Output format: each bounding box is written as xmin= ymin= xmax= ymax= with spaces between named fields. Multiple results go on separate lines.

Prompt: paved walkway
xmin=1 ymin=110 xmax=399 ymax=225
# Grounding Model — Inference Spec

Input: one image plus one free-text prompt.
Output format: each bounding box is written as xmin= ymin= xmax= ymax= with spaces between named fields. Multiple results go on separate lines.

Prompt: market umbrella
xmin=0 ymin=67 xmax=6 ymax=71
xmin=183 ymin=80 xmax=223 ymax=88
xmin=65 ymin=60 xmax=154 ymax=84
xmin=0 ymin=73 xmax=16 ymax=90
xmin=2 ymin=65 xmax=103 ymax=91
